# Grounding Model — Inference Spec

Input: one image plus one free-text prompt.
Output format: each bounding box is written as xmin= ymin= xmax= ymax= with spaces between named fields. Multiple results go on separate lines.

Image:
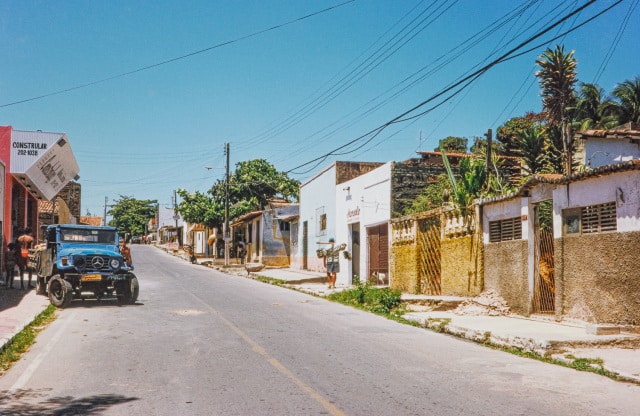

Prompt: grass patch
xmin=0 ymin=304 xmax=56 ymax=376
xmin=253 ymin=275 xmax=287 ymax=286
xmin=327 ymin=280 xmax=403 ymax=316
xmin=490 ymin=345 xmax=622 ymax=382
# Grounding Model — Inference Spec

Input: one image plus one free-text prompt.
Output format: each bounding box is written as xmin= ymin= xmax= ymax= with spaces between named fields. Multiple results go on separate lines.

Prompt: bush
xmin=328 ymin=281 xmax=402 ymax=315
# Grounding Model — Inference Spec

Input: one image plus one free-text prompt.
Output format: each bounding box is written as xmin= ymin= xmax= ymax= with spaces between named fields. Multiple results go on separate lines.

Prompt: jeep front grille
xmin=76 ymin=255 xmax=112 ymax=273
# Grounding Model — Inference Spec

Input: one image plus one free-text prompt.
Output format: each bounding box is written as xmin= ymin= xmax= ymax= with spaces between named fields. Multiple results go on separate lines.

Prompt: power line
xmin=0 ymin=0 xmax=355 ymax=108
xmin=287 ymin=0 xmax=620 ymax=175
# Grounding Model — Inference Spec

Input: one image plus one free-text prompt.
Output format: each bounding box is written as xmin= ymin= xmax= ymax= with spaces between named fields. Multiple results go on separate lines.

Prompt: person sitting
xmin=120 ymin=239 xmax=133 ymax=269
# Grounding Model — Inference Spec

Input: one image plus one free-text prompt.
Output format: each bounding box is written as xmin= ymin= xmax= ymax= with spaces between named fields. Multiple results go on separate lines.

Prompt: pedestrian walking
xmin=318 ymin=237 xmax=345 ymax=289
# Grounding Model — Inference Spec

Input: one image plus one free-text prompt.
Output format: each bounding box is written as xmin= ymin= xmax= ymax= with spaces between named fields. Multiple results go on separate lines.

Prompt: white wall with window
xmin=295 ymin=164 xmax=339 ymax=272
xmin=552 ymin=169 xmax=640 ymax=234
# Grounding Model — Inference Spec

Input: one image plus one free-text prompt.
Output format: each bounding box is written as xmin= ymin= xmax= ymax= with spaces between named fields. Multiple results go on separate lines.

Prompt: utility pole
xmin=103 ymin=196 xmax=108 ymax=226
xmin=485 ymin=128 xmax=492 ymax=175
xmin=224 ymin=142 xmax=230 ymax=266
xmin=173 ymin=190 xmax=179 ymax=245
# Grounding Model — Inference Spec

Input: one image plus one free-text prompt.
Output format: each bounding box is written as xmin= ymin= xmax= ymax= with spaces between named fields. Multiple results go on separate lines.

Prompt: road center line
xmin=188 ymin=291 xmax=347 ymax=416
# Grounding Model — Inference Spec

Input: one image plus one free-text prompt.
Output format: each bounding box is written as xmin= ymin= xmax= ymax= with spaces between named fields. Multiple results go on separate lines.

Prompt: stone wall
xmin=390 ymin=160 xmax=447 ymax=217
xmin=560 ymin=231 xmax=640 ymax=325
xmin=335 ymin=162 xmax=384 ymax=185
xmin=483 ymin=240 xmax=529 ymax=315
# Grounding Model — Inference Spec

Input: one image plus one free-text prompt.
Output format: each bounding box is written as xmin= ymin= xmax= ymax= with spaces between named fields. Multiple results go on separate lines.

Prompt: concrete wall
xmin=483 ymin=240 xmax=529 ymax=315
xmin=560 ymin=231 xmax=640 ymax=325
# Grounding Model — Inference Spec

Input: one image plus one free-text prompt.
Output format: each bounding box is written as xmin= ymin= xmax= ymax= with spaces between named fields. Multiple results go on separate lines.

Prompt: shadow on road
xmin=0 ymin=389 xmax=139 ymax=415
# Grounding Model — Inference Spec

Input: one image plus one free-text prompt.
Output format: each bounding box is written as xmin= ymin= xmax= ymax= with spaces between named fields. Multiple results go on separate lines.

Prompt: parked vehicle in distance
xmin=32 ymin=224 xmax=139 ymax=308
xmin=131 ymin=235 xmax=142 ymax=244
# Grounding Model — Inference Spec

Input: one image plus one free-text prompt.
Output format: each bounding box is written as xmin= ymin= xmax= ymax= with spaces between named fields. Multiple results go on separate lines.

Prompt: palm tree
xmin=573 ymin=83 xmax=619 ymax=130
xmin=536 ymin=45 xmax=577 ymax=174
xmin=611 ymin=77 xmax=640 ymax=125
xmin=516 ymin=125 xmax=547 ymax=175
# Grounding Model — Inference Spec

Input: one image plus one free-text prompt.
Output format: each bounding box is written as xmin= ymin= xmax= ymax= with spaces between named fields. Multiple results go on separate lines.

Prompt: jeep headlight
xmin=110 ymin=258 xmax=121 ymax=269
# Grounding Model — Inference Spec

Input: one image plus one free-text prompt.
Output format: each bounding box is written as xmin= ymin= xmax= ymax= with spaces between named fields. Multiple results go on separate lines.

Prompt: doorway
xmin=350 ymin=223 xmax=360 ymax=282
xmin=532 ymin=200 xmax=555 ymax=313
xmin=367 ymin=223 xmax=389 ymax=285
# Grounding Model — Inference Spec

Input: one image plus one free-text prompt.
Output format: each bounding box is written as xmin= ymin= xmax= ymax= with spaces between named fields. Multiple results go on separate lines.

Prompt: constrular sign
xmin=24 ymin=137 xmax=80 ymax=201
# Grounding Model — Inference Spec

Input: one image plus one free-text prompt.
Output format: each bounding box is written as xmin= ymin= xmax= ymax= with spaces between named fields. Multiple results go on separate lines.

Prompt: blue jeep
xmin=34 ymin=224 xmax=139 ymax=308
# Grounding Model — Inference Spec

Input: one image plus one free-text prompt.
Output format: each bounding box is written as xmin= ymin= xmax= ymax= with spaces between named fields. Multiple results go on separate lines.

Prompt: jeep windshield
xmin=59 ymin=228 xmax=118 ymax=245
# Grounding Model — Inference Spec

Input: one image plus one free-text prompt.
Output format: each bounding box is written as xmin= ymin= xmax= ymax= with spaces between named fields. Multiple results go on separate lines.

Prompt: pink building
xmin=0 ymin=125 xmax=79 ymax=253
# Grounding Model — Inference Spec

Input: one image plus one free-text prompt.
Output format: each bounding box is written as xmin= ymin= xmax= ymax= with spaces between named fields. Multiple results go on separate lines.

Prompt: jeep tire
xmin=48 ymin=275 xmax=73 ymax=308
xmin=118 ymin=275 xmax=139 ymax=305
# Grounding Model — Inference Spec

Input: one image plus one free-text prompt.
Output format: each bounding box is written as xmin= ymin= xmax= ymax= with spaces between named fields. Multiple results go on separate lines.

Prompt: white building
xmin=335 ymin=162 xmax=392 ymax=286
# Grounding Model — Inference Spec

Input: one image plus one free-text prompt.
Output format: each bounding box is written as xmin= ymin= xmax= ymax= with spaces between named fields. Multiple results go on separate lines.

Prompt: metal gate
xmin=532 ymin=200 xmax=555 ymax=313
xmin=417 ymin=216 xmax=441 ymax=295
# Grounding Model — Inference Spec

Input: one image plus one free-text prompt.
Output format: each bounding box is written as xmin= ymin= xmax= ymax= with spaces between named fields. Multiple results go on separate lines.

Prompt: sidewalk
xmin=2 ymin=255 xmax=639 ymax=385
xmin=244 ymin=266 xmax=640 ymax=384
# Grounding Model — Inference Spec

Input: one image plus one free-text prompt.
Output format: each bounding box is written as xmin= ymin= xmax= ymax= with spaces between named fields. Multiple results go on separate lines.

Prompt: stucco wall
xmin=441 ymin=234 xmax=483 ymax=296
xmin=560 ymin=231 xmax=640 ymax=325
xmin=390 ymin=241 xmax=419 ymax=293
xmin=484 ymin=240 xmax=529 ymax=315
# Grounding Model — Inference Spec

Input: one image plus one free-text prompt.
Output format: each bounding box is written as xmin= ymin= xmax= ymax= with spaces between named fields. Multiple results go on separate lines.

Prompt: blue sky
xmin=1 ymin=0 xmax=639 ymax=217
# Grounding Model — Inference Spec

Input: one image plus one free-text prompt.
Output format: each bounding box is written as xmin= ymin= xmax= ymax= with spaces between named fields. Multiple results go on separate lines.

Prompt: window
xmin=563 ymin=201 xmax=617 ymax=235
xmin=316 ymin=206 xmax=327 ymax=236
xmin=489 ymin=217 xmax=522 ymax=242
xmin=279 ymin=221 xmax=290 ymax=232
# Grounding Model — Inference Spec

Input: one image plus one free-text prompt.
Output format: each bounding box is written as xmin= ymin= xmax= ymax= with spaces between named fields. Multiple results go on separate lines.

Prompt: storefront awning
xmin=10 ymin=131 xmax=80 ymax=201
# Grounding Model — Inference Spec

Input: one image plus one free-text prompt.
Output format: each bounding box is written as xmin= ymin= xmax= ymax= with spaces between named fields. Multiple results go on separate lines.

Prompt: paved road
xmin=1 ymin=245 xmax=638 ymax=415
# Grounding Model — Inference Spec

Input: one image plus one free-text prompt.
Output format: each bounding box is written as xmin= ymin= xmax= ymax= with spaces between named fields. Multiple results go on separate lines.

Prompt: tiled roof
xmin=576 ymin=122 xmax=640 ymax=139
xmin=478 ymin=160 xmax=640 ymax=205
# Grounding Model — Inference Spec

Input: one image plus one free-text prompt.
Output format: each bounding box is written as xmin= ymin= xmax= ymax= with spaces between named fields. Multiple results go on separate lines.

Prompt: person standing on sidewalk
xmin=319 ymin=238 xmax=345 ymax=289
xmin=4 ymin=242 xmax=18 ymax=289
xmin=17 ymin=227 xmax=35 ymax=290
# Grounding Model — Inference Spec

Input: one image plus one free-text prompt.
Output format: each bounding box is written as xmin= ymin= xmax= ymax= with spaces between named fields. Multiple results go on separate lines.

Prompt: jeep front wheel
xmin=48 ymin=275 xmax=73 ymax=308
xmin=117 ymin=275 xmax=139 ymax=305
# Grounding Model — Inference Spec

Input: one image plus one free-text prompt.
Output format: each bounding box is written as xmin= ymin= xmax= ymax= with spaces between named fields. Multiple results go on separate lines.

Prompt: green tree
xmin=108 ymin=196 xmax=158 ymax=238
xmin=516 ymin=125 xmax=547 ymax=175
xmin=536 ymin=45 xmax=577 ymax=174
xmin=176 ymin=159 xmax=300 ymax=230
xmin=496 ymin=113 xmax=545 ymax=157
xmin=572 ymin=83 xmax=619 ymax=130
xmin=434 ymin=136 xmax=468 ymax=153
xmin=611 ymin=77 xmax=640 ymax=124
xmin=175 ymin=189 xmax=221 ymax=229
xmin=442 ymin=152 xmax=486 ymax=212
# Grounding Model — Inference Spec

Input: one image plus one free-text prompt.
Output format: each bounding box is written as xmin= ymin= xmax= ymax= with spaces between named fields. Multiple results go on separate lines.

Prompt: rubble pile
xmin=454 ymin=290 xmax=510 ymax=316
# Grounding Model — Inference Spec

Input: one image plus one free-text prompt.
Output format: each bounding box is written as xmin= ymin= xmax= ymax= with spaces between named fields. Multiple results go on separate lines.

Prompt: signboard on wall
xmin=12 ymin=133 xmax=80 ymax=201
xmin=346 ymin=205 xmax=360 ymax=224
